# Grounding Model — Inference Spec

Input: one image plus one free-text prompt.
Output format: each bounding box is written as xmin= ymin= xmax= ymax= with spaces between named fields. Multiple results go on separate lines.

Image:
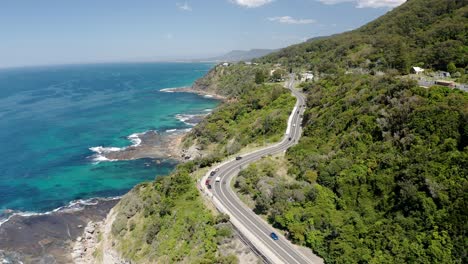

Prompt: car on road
xmin=288 ymin=137 xmax=292 ymax=141
xmin=235 ymin=156 xmax=242 ymax=160
xmin=293 ymin=124 xmax=296 ymax=127
xmin=210 ymin=171 xmax=216 ymax=176
xmin=215 ymin=176 xmax=221 ymax=183
xmin=270 ymin=232 xmax=279 ymax=240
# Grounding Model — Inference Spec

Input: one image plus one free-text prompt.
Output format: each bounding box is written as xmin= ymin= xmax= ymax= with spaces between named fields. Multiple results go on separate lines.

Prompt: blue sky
xmin=0 ymin=0 xmax=406 ymax=68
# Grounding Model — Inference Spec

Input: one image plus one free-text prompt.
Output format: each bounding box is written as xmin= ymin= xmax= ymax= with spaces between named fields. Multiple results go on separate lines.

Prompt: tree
xmin=447 ymin=62 xmax=457 ymax=74
xmin=271 ymin=69 xmax=287 ymax=82
xmin=255 ymin=70 xmax=267 ymax=84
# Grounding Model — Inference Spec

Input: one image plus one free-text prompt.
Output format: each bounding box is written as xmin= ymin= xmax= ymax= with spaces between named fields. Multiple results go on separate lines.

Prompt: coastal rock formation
xmin=0 ymin=199 xmax=118 ymax=263
xmin=71 ymin=221 xmax=100 ymax=263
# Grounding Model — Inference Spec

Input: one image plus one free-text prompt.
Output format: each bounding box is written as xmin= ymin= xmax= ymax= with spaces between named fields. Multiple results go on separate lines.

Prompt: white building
xmin=301 ymin=72 xmax=314 ymax=81
xmin=411 ymin=66 xmax=425 ymax=74
xmin=222 ymin=62 xmax=230 ymax=67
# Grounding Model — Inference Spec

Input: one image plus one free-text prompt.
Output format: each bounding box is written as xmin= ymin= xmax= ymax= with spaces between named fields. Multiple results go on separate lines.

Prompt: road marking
xmin=203 ymin=77 xmax=320 ymax=264
xmin=215 ymin=90 xmax=314 ymax=263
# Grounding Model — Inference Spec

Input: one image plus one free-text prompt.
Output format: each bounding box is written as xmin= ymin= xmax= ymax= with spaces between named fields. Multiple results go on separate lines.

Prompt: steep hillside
xmin=95 ymin=63 xmax=294 ymax=263
xmin=191 ymin=63 xmax=273 ymax=97
xmin=261 ymin=0 xmax=467 ymax=74
xmin=233 ymin=0 xmax=468 ymax=262
xmin=236 ymin=75 xmax=467 ymax=263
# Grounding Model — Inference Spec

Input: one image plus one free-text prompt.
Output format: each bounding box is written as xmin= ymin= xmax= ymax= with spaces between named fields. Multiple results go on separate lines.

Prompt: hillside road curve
xmin=201 ymin=74 xmax=323 ymax=264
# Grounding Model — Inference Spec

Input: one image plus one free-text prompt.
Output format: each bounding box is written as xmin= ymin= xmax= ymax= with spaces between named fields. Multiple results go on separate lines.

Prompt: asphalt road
xmin=202 ymin=75 xmax=323 ymax=264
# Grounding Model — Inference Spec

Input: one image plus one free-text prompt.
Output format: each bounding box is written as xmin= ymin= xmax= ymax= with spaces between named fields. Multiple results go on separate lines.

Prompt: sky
xmin=0 ymin=0 xmax=406 ymax=68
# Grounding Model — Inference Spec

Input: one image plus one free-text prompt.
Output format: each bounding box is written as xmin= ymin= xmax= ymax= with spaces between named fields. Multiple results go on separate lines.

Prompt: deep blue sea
xmin=0 ymin=62 xmax=217 ymax=215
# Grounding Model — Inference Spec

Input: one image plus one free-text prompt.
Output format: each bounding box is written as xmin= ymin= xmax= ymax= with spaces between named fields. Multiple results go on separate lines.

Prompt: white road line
xmin=217 ymin=160 xmax=303 ymax=264
xmin=202 ymin=76 xmax=321 ymax=264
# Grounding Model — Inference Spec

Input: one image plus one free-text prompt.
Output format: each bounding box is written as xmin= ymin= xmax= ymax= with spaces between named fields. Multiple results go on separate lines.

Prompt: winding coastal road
xmin=201 ymin=75 xmax=323 ymax=264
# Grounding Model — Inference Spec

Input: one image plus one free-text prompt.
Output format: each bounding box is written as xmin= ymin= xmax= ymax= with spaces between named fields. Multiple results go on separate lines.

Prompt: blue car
xmin=270 ymin=232 xmax=279 ymax=240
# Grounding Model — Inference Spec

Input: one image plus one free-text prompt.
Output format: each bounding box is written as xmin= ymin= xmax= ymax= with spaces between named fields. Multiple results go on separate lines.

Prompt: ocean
xmin=0 ymin=62 xmax=217 ymax=217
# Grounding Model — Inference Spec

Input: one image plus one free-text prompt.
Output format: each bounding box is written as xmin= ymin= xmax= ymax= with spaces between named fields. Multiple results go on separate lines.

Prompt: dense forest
xmin=236 ymin=75 xmax=467 ymax=263
xmin=260 ymin=0 xmax=467 ymax=75
xmin=235 ymin=0 xmax=468 ymax=262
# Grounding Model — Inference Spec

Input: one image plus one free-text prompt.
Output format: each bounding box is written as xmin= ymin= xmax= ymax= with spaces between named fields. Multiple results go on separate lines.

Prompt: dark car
xmin=270 ymin=232 xmax=279 ymax=240
xmin=288 ymin=137 xmax=292 ymax=141
xmin=236 ymin=156 xmax=242 ymax=160
xmin=210 ymin=171 xmax=216 ymax=176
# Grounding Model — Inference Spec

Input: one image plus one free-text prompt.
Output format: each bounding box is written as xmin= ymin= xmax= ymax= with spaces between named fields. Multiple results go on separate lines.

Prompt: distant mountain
xmin=202 ymin=49 xmax=276 ymax=62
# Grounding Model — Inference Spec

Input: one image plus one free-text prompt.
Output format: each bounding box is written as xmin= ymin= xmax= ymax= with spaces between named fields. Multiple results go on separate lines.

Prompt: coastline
xmin=0 ymin=198 xmax=119 ymax=263
xmin=160 ymin=86 xmax=227 ymax=100
xmin=0 ymin=83 xmax=223 ymax=263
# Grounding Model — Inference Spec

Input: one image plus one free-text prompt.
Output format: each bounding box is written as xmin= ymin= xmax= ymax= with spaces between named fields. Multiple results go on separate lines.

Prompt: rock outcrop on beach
xmin=0 ymin=199 xmax=118 ymax=263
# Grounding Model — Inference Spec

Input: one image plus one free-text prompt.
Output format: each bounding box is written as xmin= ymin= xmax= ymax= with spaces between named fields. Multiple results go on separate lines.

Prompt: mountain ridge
xmin=201 ymin=49 xmax=277 ymax=62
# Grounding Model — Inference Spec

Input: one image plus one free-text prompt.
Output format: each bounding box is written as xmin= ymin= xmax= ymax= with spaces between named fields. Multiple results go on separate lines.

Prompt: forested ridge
xmin=234 ymin=0 xmax=468 ymax=262
xmin=236 ymin=75 xmax=467 ymax=263
xmin=261 ymin=0 xmax=467 ymax=74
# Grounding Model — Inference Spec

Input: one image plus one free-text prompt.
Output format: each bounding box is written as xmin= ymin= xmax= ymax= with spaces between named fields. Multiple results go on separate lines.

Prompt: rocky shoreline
xmin=160 ymin=86 xmax=227 ymax=100
xmin=0 ymin=199 xmax=118 ymax=264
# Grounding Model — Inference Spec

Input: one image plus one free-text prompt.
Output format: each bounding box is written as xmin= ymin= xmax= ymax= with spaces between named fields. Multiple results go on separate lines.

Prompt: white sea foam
xmin=89 ymin=131 xmax=152 ymax=163
xmin=88 ymin=146 xmax=121 ymax=163
xmin=128 ymin=133 xmax=143 ymax=147
xmin=159 ymin=86 xmax=189 ymax=93
xmin=203 ymin=108 xmax=213 ymax=112
xmin=0 ymin=196 xmax=121 ymax=227
xmin=166 ymin=129 xmax=177 ymax=133
xmin=175 ymin=114 xmax=199 ymax=126
xmin=92 ymin=155 xmax=118 ymax=163
xmin=204 ymin=95 xmax=214 ymax=98
xmin=160 ymin=89 xmax=174 ymax=93
xmin=89 ymin=146 xmax=123 ymax=154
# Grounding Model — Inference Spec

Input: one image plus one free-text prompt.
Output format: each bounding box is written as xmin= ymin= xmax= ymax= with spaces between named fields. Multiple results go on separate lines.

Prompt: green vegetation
xmin=260 ymin=0 xmax=467 ymax=75
xmin=193 ymin=63 xmax=272 ymax=97
xmin=186 ymin=64 xmax=295 ymax=158
xmin=233 ymin=1 xmax=468 ymax=262
xmin=110 ymin=160 xmax=242 ymax=263
xmin=111 ymin=165 xmax=217 ymax=263
xmin=108 ymin=0 xmax=468 ymax=263
xmin=236 ymin=75 xmax=467 ymax=263
xmin=109 ymin=63 xmax=295 ymax=263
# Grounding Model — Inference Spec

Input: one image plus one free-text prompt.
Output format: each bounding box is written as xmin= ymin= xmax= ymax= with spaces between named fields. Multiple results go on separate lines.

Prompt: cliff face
xmin=191 ymin=66 xmax=223 ymax=94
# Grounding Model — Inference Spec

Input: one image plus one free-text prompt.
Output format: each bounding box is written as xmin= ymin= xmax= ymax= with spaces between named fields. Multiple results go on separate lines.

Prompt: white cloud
xmin=231 ymin=0 xmax=274 ymax=8
xmin=176 ymin=2 xmax=192 ymax=11
xmin=316 ymin=0 xmax=406 ymax=8
xmin=268 ymin=16 xmax=316 ymax=25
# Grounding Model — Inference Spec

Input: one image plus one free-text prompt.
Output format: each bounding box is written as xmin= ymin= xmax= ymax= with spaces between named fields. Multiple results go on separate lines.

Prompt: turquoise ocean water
xmin=0 ymin=62 xmax=217 ymax=215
